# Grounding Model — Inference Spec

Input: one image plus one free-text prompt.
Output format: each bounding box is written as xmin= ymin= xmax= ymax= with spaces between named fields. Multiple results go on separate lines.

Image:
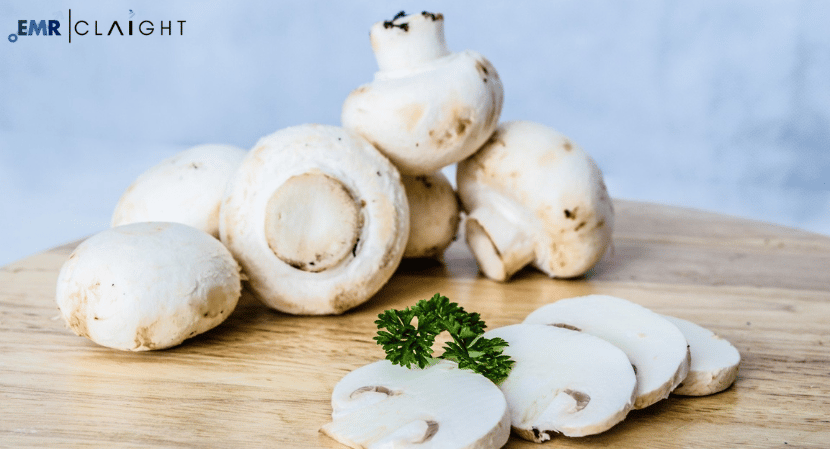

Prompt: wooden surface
xmin=2 ymin=200 xmax=829 ymax=448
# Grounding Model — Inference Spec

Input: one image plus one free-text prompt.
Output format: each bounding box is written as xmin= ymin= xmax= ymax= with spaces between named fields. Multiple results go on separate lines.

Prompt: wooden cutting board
xmin=1 ymin=200 xmax=829 ymax=448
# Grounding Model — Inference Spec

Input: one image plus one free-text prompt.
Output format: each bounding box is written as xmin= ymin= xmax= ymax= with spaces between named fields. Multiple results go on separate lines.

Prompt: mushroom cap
xmin=343 ymin=13 xmax=503 ymax=175
xmin=484 ymin=324 xmax=636 ymax=440
xmin=663 ymin=315 xmax=741 ymax=396
xmin=322 ymin=360 xmax=510 ymax=449
xmin=524 ymin=295 xmax=690 ymax=409
xmin=457 ymin=121 xmax=614 ymax=279
xmin=220 ymin=124 xmax=409 ymax=315
xmin=402 ymin=172 xmax=460 ymax=259
xmin=55 ymin=222 xmax=242 ymax=351
xmin=111 ymin=144 xmax=247 ymax=238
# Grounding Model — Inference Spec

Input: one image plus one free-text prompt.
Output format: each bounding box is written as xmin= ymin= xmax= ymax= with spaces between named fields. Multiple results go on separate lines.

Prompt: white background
xmin=1 ymin=1 xmax=829 ymax=266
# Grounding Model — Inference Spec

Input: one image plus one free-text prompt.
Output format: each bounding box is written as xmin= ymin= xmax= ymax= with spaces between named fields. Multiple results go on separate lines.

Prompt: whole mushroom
xmin=457 ymin=121 xmax=614 ymax=281
xmin=55 ymin=222 xmax=242 ymax=351
xmin=220 ymin=124 xmax=409 ymax=315
xmin=112 ymin=144 xmax=247 ymax=238
xmin=401 ymin=172 xmax=460 ymax=259
xmin=342 ymin=11 xmax=504 ymax=175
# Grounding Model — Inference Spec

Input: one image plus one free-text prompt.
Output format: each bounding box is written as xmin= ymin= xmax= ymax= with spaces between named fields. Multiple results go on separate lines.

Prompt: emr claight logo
xmin=8 ymin=10 xmax=185 ymax=43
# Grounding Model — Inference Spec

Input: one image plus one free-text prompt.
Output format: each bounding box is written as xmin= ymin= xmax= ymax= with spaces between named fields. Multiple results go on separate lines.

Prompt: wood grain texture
xmin=1 ymin=200 xmax=828 ymax=448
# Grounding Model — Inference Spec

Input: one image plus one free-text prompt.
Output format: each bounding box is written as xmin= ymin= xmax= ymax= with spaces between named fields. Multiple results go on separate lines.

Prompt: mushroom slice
xmin=322 ymin=360 xmax=510 ymax=449
xmin=484 ymin=324 xmax=636 ymax=441
xmin=663 ymin=315 xmax=741 ymax=396
xmin=220 ymin=124 xmax=409 ymax=315
xmin=402 ymin=172 xmax=460 ymax=259
xmin=456 ymin=121 xmax=613 ymax=281
xmin=112 ymin=144 xmax=247 ymax=238
xmin=55 ymin=222 xmax=242 ymax=351
xmin=524 ymin=295 xmax=690 ymax=409
xmin=342 ymin=11 xmax=504 ymax=175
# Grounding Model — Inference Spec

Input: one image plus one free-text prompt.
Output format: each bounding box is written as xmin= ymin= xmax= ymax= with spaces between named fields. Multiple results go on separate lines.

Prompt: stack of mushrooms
xmin=51 ymin=10 xmax=740 ymax=448
xmin=56 ymin=10 xmax=615 ymax=348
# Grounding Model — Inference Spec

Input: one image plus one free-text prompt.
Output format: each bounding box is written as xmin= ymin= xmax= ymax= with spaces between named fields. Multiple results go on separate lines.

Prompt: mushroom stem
xmin=264 ymin=172 xmax=362 ymax=272
xmin=465 ymin=205 xmax=535 ymax=281
xmin=371 ymin=12 xmax=450 ymax=72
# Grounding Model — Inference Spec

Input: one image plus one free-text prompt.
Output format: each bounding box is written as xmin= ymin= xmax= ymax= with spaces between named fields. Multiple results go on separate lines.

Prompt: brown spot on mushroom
xmin=418 ymin=421 xmax=439 ymax=443
xmin=562 ymin=389 xmax=590 ymax=411
xmin=420 ymin=11 xmax=442 ymax=21
xmin=550 ymin=323 xmax=582 ymax=332
xmin=429 ymin=107 xmax=473 ymax=149
xmin=399 ymin=103 xmax=425 ymax=132
xmin=530 ymin=427 xmax=558 ymax=442
xmin=484 ymin=130 xmax=505 ymax=148
xmin=563 ymin=207 xmax=578 ymax=220
xmin=133 ymin=324 xmax=159 ymax=350
xmin=415 ymin=175 xmax=433 ymax=189
xmin=563 ymin=140 xmax=573 ymax=152
xmin=575 ymin=221 xmax=587 ymax=231
xmin=475 ymin=59 xmax=490 ymax=77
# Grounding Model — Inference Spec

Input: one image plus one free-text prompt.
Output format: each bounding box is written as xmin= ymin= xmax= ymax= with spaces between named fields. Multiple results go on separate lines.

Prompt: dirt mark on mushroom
xmin=399 ymin=103 xmax=425 ymax=131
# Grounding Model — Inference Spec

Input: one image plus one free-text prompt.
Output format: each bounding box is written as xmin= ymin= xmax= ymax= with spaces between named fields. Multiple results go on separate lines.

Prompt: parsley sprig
xmin=374 ymin=294 xmax=514 ymax=384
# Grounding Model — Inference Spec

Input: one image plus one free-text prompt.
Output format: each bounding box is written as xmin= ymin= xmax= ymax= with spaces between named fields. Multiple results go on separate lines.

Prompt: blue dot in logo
xmin=8 ymin=33 xmax=17 ymax=43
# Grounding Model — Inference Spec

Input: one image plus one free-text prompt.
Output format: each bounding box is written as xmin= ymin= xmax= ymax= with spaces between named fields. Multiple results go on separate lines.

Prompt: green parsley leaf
xmin=374 ymin=293 xmax=514 ymax=384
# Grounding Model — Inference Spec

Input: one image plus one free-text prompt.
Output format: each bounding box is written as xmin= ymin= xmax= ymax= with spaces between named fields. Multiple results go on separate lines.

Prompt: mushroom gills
xmin=663 ymin=315 xmax=741 ymax=396
xmin=264 ymin=171 xmax=362 ymax=272
xmin=484 ymin=324 xmax=637 ymax=440
xmin=524 ymin=295 xmax=690 ymax=409
xmin=322 ymin=360 xmax=510 ymax=449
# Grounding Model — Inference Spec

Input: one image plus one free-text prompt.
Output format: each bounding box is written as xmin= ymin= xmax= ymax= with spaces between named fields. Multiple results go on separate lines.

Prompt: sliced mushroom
xmin=342 ymin=11 xmax=503 ymax=175
xmin=55 ymin=222 xmax=242 ymax=351
xmin=663 ymin=315 xmax=741 ymax=396
xmin=524 ymin=295 xmax=690 ymax=409
xmin=484 ymin=324 xmax=636 ymax=441
xmin=457 ymin=121 xmax=614 ymax=281
xmin=322 ymin=360 xmax=510 ymax=449
xmin=112 ymin=144 xmax=247 ymax=238
xmin=220 ymin=124 xmax=409 ymax=315
xmin=402 ymin=172 xmax=460 ymax=259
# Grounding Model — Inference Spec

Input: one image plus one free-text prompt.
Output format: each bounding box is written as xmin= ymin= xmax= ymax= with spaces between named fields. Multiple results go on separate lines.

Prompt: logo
xmin=8 ymin=9 xmax=186 ymax=43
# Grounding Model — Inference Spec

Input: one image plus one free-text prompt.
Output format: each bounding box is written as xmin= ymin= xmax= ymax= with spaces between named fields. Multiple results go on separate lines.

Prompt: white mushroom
xmin=524 ymin=295 xmax=690 ymax=409
xmin=663 ymin=315 xmax=741 ymax=396
xmin=321 ymin=360 xmax=510 ymax=449
xmin=342 ymin=11 xmax=504 ymax=175
xmin=456 ymin=121 xmax=614 ymax=281
xmin=402 ymin=172 xmax=460 ymax=259
xmin=112 ymin=144 xmax=247 ymax=238
xmin=484 ymin=324 xmax=637 ymax=441
xmin=220 ymin=124 xmax=409 ymax=315
xmin=55 ymin=222 xmax=242 ymax=351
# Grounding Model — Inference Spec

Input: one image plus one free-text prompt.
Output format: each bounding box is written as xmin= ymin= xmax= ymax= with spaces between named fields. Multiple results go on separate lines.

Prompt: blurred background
xmin=1 ymin=0 xmax=829 ymax=266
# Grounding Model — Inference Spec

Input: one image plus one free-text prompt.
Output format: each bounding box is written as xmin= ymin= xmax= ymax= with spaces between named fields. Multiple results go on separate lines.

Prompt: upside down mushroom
xmin=220 ymin=124 xmax=409 ymax=315
xmin=457 ymin=121 xmax=614 ymax=281
xmin=342 ymin=11 xmax=504 ymax=175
